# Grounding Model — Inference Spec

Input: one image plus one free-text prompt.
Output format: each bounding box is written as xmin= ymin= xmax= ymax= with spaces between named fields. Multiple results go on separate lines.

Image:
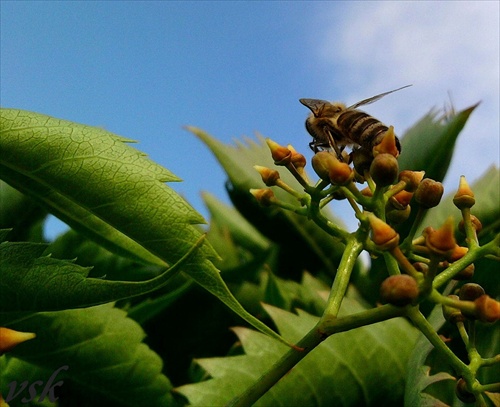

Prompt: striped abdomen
xmin=337 ymin=109 xmax=389 ymax=149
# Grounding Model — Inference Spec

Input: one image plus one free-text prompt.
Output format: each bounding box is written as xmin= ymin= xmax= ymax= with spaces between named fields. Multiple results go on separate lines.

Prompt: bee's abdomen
xmin=337 ymin=110 xmax=388 ymax=147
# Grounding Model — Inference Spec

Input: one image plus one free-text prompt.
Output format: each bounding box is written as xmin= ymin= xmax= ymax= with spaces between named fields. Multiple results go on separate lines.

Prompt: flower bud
xmin=351 ymin=147 xmax=373 ymax=175
xmin=423 ymin=217 xmax=457 ymax=256
xmin=398 ymin=170 xmax=425 ymax=192
xmin=414 ymin=179 xmax=444 ymax=208
xmin=386 ymin=205 xmax=411 ymax=224
xmin=369 ymin=153 xmax=399 ymax=187
xmin=368 ymin=214 xmax=400 ymax=250
xmin=389 ymin=190 xmax=413 ymax=210
xmin=312 ymin=151 xmax=337 ymax=181
xmin=442 ymin=295 xmax=465 ymax=323
xmin=360 ymin=186 xmax=373 ymax=198
xmin=288 ymin=145 xmax=307 ymax=170
xmin=449 ymin=246 xmax=468 ymax=262
xmin=254 ymin=165 xmax=280 ymax=187
xmin=329 ymin=160 xmax=353 ymax=186
xmin=373 ymin=126 xmax=400 ymax=157
xmin=0 ymin=327 xmax=36 ymax=355
xmin=459 ymin=283 xmax=485 ymax=302
xmin=458 ymin=215 xmax=482 ymax=234
xmin=250 ymin=188 xmax=276 ymax=207
xmin=265 ymin=138 xmax=292 ymax=165
xmin=473 ymin=295 xmax=500 ymax=322
xmin=453 ymin=176 xmax=475 ymax=209
xmin=380 ymin=275 xmax=419 ymax=306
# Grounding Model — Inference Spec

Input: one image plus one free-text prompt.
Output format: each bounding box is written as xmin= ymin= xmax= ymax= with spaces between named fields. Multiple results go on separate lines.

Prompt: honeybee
xmin=300 ymin=85 xmax=411 ymax=158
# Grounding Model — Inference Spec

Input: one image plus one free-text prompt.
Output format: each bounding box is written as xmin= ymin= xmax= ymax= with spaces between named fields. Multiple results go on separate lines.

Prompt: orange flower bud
xmin=449 ymin=246 xmax=468 ymax=262
xmin=423 ymin=217 xmax=457 ymax=256
xmin=288 ymin=145 xmax=307 ymax=170
xmin=250 ymin=188 xmax=277 ymax=207
xmin=0 ymin=327 xmax=36 ymax=355
xmin=265 ymin=138 xmax=292 ymax=165
xmin=329 ymin=159 xmax=353 ymax=186
xmin=473 ymin=295 xmax=500 ymax=323
xmin=368 ymin=214 xmax=400 ymax=250
xmin=414 ymin=179 xmax=444 ymax=208
xmin=389 ymin=190 xmax=413 ymax=209
xmin=254 ymin=165 xmax=280 ymax=187
xmin=453 ymin=176 xmax=475 ymax=209
xmin=398 ymin=170 xmax=425 ymax=192
xmin=373 ymin=126 xmax=400 ymax=157
xmin=360 ymin=186 xmax=373 ymax=197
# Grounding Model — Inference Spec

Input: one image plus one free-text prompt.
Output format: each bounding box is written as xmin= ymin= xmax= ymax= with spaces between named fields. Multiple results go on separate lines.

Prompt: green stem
xmin=226 ymin=323 xmax=325 ymax=407
xmin=322 ymin=237 xmax=363 ymax=318
xmin=408 ymin=307 xmax=469 ymax=376
xmin=433 ymin=239 xmax=498 ymax=289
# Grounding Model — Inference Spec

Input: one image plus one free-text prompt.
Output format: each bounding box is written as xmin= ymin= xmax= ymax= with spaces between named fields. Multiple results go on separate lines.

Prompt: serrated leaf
xmin=177 ymin=298 xmax=418 ymax=406
xmin=0 ymin=109 xmax=288 ymax=345
xmin=0 ymin=236 xmax=202 ymax=312
xmin=0 ymin=304 xmax=173 ymax=407
xmin=189 ymin=127 xmax=349 ymax=278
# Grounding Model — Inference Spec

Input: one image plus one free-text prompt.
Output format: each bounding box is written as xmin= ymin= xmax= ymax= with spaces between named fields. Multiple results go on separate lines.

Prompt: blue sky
xmin=1 ymin=1 xmax=499 ymax=237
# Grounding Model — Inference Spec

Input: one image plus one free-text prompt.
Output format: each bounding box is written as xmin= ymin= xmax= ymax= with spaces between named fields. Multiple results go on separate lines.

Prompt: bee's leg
xmin=325 ymin=129 xmax=345 ymax=161
xmin=309 ymin=140 xmax=320 ymax=153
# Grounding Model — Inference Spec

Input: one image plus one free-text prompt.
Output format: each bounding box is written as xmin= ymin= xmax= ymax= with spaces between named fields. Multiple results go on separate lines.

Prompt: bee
xmin=300 ymin=85 xmax=411 ymax=158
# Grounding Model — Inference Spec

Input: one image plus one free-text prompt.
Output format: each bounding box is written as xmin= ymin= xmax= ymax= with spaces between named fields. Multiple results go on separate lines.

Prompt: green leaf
xmin=0 ymin=236 xmax=203 ymax=312
xmin=404 ymin=306 xmax=456 ymax=407
xmin=188 ymin=127 xmax=348 ymax=279
xmin=0 ymin=109 xmax=289 ymax=346
xmin=177 ymin=298 xmax=418 ymax=406
xmin=397 ymin=104 xmax=478 ymax=239
xmin=1 ymin=304 xmax=174 ymax=407
xmin=399 ymin=103 xmax=478 ymax=182
xmin=202 ymin=191 xmax=270 ymax=256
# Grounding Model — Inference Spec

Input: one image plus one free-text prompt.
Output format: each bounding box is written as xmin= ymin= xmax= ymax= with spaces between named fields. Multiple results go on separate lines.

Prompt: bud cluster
xmin=252 ymin=109 xmax=499 ymax=405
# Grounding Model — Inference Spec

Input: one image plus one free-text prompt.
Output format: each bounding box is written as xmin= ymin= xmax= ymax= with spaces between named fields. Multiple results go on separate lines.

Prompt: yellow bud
xmin=265 ymin=138 xmax=292 ymax=165
xmin=254 ymin=165 xmax=280 ymax=186
xmin=423 ymin=217 xmax=457 ymax=256
xmin=453 ymin=175 xmax=475 ymax=209
xmin=312 ymin=151 xmax=337 ymax=181
xmin=367 ymin=214 xmax=400 ymax=250
xmin=373 ymin=126 xmax=400 ymax=157
xmin=250 ymin=188 xmax=276 ymax=207
xmin=0 ymin=327 xmax=36 ymax=355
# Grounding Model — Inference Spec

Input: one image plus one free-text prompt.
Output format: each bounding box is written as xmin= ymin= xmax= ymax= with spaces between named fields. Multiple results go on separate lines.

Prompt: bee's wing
xmin=348 ymin=85 xmax=412 ymax=109
xmin=299 ymin=98 xmax=330 ymax=115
